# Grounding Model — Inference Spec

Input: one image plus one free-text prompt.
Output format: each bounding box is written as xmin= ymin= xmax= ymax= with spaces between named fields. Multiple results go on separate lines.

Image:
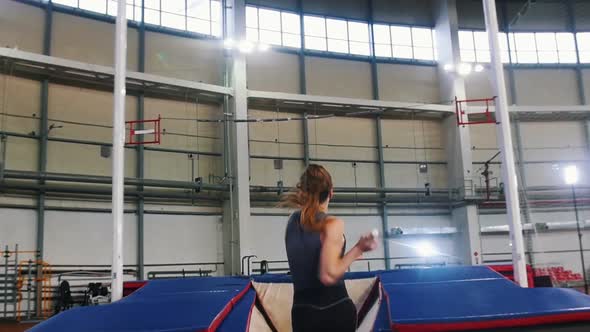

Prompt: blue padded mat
xmin=385 ymin=278 xmax=590 ymax=325
xmin=31 ymin=277 xmax=250 ymax=332
xmin=379 ymin=266 xmax=507 ymax=285
xmin=217 ymin=288 xmax=257 ymax=332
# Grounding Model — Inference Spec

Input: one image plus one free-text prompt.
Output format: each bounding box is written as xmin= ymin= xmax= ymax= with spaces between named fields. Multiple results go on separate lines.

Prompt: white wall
xmin=144 ymin=214 xmax=223 ymax=264
xmin=0 ymin=208 xmax=36 ymax=251
xmin=44 ymin=211 xmax=137 ymax=265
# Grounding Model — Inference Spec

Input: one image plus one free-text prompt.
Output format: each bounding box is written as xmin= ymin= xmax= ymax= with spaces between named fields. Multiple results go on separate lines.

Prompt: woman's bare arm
xmin=318 ymin=218 xmax=375 ymax=286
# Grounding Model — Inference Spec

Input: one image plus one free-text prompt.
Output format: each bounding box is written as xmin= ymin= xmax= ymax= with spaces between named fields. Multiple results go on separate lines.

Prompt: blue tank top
xmin=285 ymin=211 xmax=346 ymax=294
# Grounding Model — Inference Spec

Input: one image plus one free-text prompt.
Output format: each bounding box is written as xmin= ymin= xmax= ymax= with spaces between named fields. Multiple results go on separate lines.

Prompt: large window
xmin=373 ymin=24 xmax=436 ymax=61
xmin=303 ymin=15 xmax=371 ymax=56
xmin=52 ymin=0 xmax=222 ymax=37
xmin=578 ymin=33 xmax=590 ymax=63
xmin=460 ymin=30 xmax=579 ymax=65
xmin=246 ymin=6 xmax=301 ymax=48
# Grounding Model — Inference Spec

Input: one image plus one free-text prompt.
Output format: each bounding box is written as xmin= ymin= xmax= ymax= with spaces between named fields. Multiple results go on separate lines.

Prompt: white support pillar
xmin=435 ymin=0 xmax=481 ymax=266
xmin=225 ymin=0 xmax=251 ymax=275
xmin=482 ymin=0 xmax=528 ymax=287
xmin=111 ymin=0 xmax=127 ymax=301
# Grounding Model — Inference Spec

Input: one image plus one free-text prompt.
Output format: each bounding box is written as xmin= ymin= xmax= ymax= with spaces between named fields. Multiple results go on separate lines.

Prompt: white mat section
xmin=249 ymin=277 xmax=379 ymax=332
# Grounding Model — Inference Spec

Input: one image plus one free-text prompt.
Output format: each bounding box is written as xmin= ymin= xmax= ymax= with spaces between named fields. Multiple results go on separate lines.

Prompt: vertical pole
xmin=376 ymin=117 xmax=390 ymax=270
xmin=136 ymin=0 xmax=146 ymax=281
xmin=36 ymin=0 xmax=52 ymax=317
xmin=572 ymin=185 xmax=588 ymax=294
xmin=500 ymin=1 xmax=517 ymax=105
xmin=0 ymin=135 xmax=6 ymax=181
xmin=297 ymin=0 xmax=310 ymax=167
xmin=566 ymin=0 xmax=586 ymax=105
xmin=3 ymin=246 xmax=7 ymax=318
xmin=368 ymin=0 xmax=379 ymax=101
xmin=482 ymin=0 xmax=528 ymax=287
xmin=111 ymin=0 xmax=128 ymax=302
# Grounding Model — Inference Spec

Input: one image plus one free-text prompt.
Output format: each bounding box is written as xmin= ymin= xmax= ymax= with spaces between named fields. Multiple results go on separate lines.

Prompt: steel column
xmin=35 ymin=0 xmax=52 ymax=317
xmin=136 ymin=0 xmax=146 ymax=281
xmin=572 ymin=185 xmax=589 ymax=294
xmin=513 ymin=119 xmax=534 ymax=267
xmin=483 ymin=0 xmax=528 ymax=287
xmin=376 ymin=117 xmax=390 ymax=269
xmin=500 ymin=1 xmax=518 ymax=105
xmin=296 ymin=0 xmax=309 ymax=166
xmin=368 ymin=0 xmax=379 ymax=101
xmin=567 ymin=0 xmax=587 ymax=105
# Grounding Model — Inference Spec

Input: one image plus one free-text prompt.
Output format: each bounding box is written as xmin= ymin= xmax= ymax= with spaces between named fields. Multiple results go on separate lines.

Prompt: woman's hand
xmin=355 ymin=232 xmax=378 ymax=253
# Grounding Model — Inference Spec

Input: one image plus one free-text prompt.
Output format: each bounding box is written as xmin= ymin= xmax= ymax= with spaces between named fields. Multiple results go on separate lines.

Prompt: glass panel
xmin=162 ymin=0 xmax=185 ymax=14
xmin=556 ymin=33 xmax=576 ymax=51
xmin=349 ymin=41 xmax=370 ymax=55
xmin=134 ymin=5 xmax=142 ymax=21
xmin=145 ymin=8 xmax=160 ymax=25
xmin=282 ymin=12 xmax=300 ymax=34
xmin=459 ymin=30 xmax=474 ymax=49
xmin=537 ymin=51 xmax=558 ymax=63
xmin=187 ymin=0 xmax=210 ymax=20
xmin=473 ymin=31 xmax=489 ymax=50
xmin=558 ymin=51 xmax=577 ymax=64
xmin=53 ymin=0 xmax=78 ymax=7
xmin=162 ymin=13 xmax=185 ymax=30
xmin=326 ymin=19 xmax=347 ymax=40
xmin=393 ymin=45 xmax=413 ymax=59
xmin=79 ymin=0 xmax=107 ymax=13
xmin=246 ymin=6 xmax=258 ymax=28
xmin=517 ymin=51 xmax=538 ymax=63
xmin=348 ymin=21 xmax=369 ymax=42
xmin=211 ymin=21 xmax=221 ymax=37
xmin=260 ymin=30 xmax=282 ymax=45
xmin=107 ymin=1 xmax=117 ymax=16
xmin=304 ymin=16 xmax=326 ymax=37
xmin=187 ymin=17 xmax=210 ymax=34
xmin=514 ymin=33 xmax=536 ymax=51
xmin=580 ymin=51 xmax=590 ymax=63
xmin=414 ymin=46 xmax=433 ymax=60
xmin=535 ymin=33 xmax=557 ymax=51
xmin=374 ymin=44 xmax=392 ymax=57
xmin=211 ymin=1 xmax=221 ymax=23
xmin=328 ymin=39 xmax=348 ymax=53
xmin=373 ymin=24 xmax=391 ymax=44
xmin=282 ymin=33 xmax=301 ymax=48
xmin=476 ymin=50 xmax=490 ymax=63
xmin=461 ymin=49 xmax=476 ymax=62
xmin=211 ymin=21 xmax=222 ymax=37
xmin=144 ymin=0 xmax=159 ymax=10
xmin=576 ymin=33 xmax=590 ymax=51
xmin=259 ymin=8 xmax=281 ymax=31
xmin=305 ymin=36 xmax=327 ymax=51
xmin=246 ymin=27 xmax=259 ymax=42
xmin=412 ymin=27 xmax=432 ymax=47
xmin=501 ymin=51 xmax=510 ymax=63
xmin=390 ymin=26 xmax=412 ymax=46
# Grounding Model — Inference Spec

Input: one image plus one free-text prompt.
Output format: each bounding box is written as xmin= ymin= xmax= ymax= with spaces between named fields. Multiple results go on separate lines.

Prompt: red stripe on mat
xmin=392 ymin=311 xmax=590 ymax=332
xmin=206 ymin=282 xmax=253 ymax=332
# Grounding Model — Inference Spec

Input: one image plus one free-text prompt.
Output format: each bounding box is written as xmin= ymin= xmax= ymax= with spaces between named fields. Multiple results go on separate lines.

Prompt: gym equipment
xmin=29 ymin=266 xmax=590 ymax=332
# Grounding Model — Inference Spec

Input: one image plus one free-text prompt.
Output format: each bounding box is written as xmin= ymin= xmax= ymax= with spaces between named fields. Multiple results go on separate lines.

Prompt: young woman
xmin=282 ymin=164 xmax=378 ymax=332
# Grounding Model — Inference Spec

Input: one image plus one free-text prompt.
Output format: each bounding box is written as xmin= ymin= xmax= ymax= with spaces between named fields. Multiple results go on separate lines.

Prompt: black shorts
xmin=291 ymin=297 xmax=357 ymax=332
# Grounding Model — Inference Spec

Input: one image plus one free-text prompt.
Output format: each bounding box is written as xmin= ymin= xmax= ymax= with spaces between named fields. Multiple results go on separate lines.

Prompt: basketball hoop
xmin=455 ymin=96 xmax=497 ymax=126
xmin=126 ymin=116 xmax=161 ymax=145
